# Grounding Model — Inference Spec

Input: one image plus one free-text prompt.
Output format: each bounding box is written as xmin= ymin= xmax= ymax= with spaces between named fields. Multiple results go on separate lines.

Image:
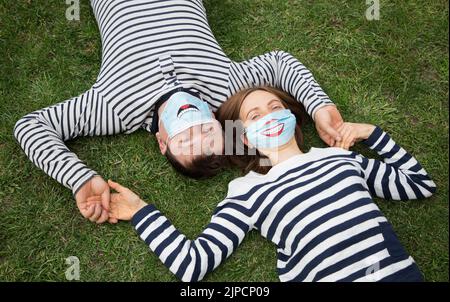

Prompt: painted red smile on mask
xmin=261 ymin=120 xmax=285 ymax=137
xmin=177 ymin=103 xmax=199 ymax=118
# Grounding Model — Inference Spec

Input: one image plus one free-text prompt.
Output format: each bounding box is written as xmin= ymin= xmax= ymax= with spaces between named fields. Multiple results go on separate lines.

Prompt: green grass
xmin=0 ymin=0 xmax=448 ymax=282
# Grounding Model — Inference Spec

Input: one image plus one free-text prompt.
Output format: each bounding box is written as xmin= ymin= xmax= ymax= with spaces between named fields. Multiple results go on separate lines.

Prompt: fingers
xmin=82 ymin=204 xmax=96 ymax=218
xmin=322 ymin=124 xmax=342 ymax=144
xmin=81 ymin=195 xmax=118 ymax=224
xmin=336 ymin=124 xmax=348 ymax=149
xmin=101 ymin=186 xmax=110 ymax=211
xmin=89 ymin=204 xmax=103 ymax=222
xmin=86 ymin=196 xmax=102 ymax=210
xmin=108 ymin=179 xmax=127 ymax=193
xmin=108 ymin=217 xmax=119 ymax=224
xmin=96 ymin=208 xmax=110 ymax=224
xmin=336 ymin=124 xmax=356 ymax=150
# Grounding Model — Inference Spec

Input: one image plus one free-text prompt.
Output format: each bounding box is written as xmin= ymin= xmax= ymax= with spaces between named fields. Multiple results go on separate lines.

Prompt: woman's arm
xmin=106 ymin=180 xmax=253 ymax=282
xmin=342 ymin=123 xmax=437 ymax=200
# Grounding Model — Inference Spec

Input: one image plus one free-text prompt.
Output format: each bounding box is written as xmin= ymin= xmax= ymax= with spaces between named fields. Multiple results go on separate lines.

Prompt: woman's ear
xmin=155 ymin=132 xmax=168 ymax=155
xmin=240 ymin=133 xmax=254 ymax=149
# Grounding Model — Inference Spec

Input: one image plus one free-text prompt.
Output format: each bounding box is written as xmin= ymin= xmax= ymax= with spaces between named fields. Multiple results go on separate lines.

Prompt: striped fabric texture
xmin=14 ymin=0 xmax=334 ymax=195
xmin=132 ymin=126 xmax=436 ymax=282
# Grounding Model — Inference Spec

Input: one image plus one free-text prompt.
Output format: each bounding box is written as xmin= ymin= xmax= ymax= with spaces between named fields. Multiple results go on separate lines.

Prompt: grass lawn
xmin=0 ymin=0 xmax=448 ymax=282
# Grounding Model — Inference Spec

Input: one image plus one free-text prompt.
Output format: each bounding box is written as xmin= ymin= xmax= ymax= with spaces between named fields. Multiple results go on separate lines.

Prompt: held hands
xmin=86 ymin=180 xmax=147 ymax=222
xmin=75 ymin=176 xmax=117 ymax=224
xmin=313 ymin=106 xmax=375 ymax=150
xmin=334 ymin=123 xmax=376 ymax=150
xmin=314 ymin=105 xmax=344 ymax=147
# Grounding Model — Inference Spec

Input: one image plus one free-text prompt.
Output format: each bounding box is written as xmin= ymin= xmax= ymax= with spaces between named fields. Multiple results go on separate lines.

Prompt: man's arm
xmin=230 ymin=51 xmax=343 ymax=145
xmin=13 ymin=88 xmax=124 ymax=222
xmin=230 ymin=51 xmax=333 ymax=118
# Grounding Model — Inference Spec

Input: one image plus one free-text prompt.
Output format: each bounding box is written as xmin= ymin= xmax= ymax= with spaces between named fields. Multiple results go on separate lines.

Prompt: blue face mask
xmin=245 ymin=109 xmax=297 ymax=149
xmin=160 ymin=91 xmax=214 ymax=139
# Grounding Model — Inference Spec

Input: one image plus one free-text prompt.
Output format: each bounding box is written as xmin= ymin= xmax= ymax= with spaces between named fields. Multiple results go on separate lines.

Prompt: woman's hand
xmin=335 ymin=123 xmax=376 ymax=150
xmin=87 ymin=180 xmax=147 ymax=221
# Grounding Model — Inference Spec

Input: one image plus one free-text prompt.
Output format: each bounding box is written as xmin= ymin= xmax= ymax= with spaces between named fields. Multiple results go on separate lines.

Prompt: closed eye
xmin=250 ymin=114 xmax=260 ymax=120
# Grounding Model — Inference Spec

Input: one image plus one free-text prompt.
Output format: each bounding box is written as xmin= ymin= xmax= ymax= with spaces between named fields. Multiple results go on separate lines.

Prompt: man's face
xmin=156 ymin=100 xmax=224 ymax=167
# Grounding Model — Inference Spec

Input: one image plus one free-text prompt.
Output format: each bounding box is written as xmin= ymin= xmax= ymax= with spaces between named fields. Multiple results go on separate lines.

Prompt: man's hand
xmin=314 ymin=105 xmax=344 ymax=146
xmin=75 ymin=176 xmax=116 ymax=224
xmin=335 ymin=122 xmax=376 ymax=150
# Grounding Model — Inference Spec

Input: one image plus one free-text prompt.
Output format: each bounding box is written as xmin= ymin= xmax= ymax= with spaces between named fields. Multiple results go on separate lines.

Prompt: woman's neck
xmin=267 ymin=139 xmax=303 ymax=166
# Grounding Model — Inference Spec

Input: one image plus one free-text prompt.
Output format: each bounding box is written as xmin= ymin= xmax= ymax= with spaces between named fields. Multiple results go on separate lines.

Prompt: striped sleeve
xmin=13 ymin=89 xmax=125 ymax=196
xmin=356 ymin=126 xmax=437 ymax=200
xmin=229 ymin=50 xmax=335 ymax=119
xmin=131 ymin=202 xmax=253 ymax=282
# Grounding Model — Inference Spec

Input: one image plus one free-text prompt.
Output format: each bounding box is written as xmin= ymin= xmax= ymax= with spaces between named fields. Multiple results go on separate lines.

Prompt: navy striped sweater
xmin=131 ymin=126 xmax=436 ymax=282
xmin=13 ymin=0 xmax=333 ymax=196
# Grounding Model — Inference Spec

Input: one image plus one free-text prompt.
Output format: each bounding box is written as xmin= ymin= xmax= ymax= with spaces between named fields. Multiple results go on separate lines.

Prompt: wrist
xmin=131 ymin=204 xmax=158 ymax=228
xmin=136 ymin=199 xmax=147 ymax=212
xmin=362 ymin=124 xmax=376 ymax=140
xmin=313 ymin=104 xmax=335 ymax=120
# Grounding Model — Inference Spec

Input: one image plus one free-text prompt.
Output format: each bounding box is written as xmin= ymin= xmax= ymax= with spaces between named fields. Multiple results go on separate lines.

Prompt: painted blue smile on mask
xmin=160 ymin=91 xmax=214 ymax=139
xmin=245 ymin=109 xmax=296 ymax=149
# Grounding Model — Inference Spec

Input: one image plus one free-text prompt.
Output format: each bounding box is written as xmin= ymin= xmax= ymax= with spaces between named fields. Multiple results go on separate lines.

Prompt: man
xmin=13 ymin=0 xmax=344 ymax=224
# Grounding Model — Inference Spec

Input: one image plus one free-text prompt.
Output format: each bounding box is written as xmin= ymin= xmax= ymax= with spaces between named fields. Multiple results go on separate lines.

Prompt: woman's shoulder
xmin=225 ymin=171 xmax=267 ymax=198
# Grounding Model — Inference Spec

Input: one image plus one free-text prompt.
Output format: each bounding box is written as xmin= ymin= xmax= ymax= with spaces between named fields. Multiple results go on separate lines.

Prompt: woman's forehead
xmin=240 ymin=91 xmax=281 ymax=115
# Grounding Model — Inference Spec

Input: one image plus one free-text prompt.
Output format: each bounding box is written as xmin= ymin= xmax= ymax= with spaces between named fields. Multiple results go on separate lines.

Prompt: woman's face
xmin=239 ymin=90 xmax=286 ymax=127
xmin=239 ymin=90 xmax=292 ymax=152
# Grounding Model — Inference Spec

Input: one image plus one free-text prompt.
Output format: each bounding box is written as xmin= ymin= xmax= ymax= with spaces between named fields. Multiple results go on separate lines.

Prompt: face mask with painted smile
xmin=244 ymin=109 xmax=296 ymax=149
xmin=160 ymin=91 xmax=214 ymax=139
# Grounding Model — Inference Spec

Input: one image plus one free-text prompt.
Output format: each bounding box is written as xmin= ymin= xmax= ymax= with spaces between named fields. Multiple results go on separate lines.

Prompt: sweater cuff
xmin=72 ymin=171 xmax=98 ymax=198
xmin=311 ymin=102 xmax=336 ymax=122
xmin=362 ymin=125 xmax=384 ymax=148
xmin=131 ymin=204 xmax=158 ymax=228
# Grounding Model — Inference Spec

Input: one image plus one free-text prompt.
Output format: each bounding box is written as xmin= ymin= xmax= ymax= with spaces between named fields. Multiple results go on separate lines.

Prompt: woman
xmin=96 ymin=86 xmax=436 ymax=282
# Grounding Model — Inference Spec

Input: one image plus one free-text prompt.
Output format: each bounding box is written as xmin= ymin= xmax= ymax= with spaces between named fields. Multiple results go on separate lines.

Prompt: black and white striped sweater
xmin=131 ymin=126 xmax=436 ymax=282
xmin=13 ymin=0 xmax=334 ymax=195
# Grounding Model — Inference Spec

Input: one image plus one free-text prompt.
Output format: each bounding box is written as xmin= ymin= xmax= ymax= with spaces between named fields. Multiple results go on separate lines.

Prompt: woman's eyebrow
xmin=246 ymin=106 xmax=260 ymax=119
xmin=245 ymin=99 xmax=281 ymax=119
xmin=268 ymin=99 xmax=281 ymax=105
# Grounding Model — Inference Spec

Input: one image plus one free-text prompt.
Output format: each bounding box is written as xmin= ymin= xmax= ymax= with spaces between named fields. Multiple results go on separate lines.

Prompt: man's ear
xmin=155 ymin=132 xmax=168 ymax=155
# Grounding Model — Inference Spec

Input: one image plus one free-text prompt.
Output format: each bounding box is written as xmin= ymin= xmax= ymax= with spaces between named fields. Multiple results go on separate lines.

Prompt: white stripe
xmin=316 ymin=245 xmax=389 ymax=282
xmin=135 ymin=211 xmax=159 ymax=230
xmin=354 ymin=256 xmax=415 ymax=282
xmin=279 ymin=218 xmax=381 ymax=281
xmin=261 ymin=162 xmax=358 ymax=238
xmin=282 ymin=193 xmax=379 ymax=257
xmin=139 ymin=216 xmax=166 ymax=241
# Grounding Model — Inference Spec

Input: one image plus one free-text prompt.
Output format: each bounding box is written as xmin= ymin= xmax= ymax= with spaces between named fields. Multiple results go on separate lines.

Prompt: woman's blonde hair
xmin=216 ymin=86 xmax=309 ymax=174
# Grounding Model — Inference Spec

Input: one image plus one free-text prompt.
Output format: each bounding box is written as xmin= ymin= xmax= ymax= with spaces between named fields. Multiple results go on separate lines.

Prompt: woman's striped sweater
xmin=131 ymin=126 xmax=436 ymax=282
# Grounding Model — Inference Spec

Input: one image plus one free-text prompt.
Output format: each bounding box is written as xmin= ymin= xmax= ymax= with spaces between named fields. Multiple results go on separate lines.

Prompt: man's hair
xmin=165 ymin=147 xmax=226 ymax=179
